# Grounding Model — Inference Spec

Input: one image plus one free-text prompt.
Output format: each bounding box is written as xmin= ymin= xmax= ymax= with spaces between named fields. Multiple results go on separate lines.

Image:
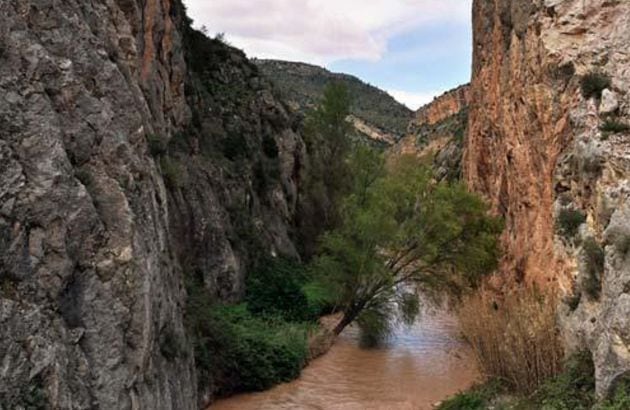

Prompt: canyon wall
xmin=0 ymin=1 xmax=305 ymax=408
xmin=394 ymin=85 xmax=470 ymax=181
xmin=413 ymin=85 xmax=470 ymax=127
xmin=466 ymin=0 xmax=630 ymax=396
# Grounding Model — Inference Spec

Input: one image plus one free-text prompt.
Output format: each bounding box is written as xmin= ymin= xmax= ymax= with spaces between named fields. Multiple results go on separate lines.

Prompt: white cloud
xmin=387 ymin=89 xmax=439 ymax=110
xmin=184 ymin=0 xmax=471 ymax=64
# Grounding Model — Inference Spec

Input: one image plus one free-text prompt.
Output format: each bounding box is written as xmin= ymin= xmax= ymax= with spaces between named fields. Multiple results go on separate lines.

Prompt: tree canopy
xmin=309 ymin=148 xmax=503 ymax=341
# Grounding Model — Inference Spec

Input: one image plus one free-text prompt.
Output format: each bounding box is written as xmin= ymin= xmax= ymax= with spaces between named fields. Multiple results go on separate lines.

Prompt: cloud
xmin=387 ymin=89 xmax=440 ymax=110
xmin=184 ymin=0 xmax=471 ymax=64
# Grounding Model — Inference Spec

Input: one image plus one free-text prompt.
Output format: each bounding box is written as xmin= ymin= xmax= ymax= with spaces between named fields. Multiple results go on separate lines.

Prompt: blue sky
xmin=329 ymin=22 xmax=472 ymax=109
xmin=185 ymin=0 xmax=472 ymax=109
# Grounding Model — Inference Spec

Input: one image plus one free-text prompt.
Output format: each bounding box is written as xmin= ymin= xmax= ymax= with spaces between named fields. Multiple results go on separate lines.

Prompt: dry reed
xmin=458 ymin=286 xmax=564 ymax=394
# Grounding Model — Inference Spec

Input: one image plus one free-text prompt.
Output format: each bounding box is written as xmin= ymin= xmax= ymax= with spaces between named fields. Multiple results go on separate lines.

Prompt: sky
xmin=184 ymin=0 xmax=473 ymax=110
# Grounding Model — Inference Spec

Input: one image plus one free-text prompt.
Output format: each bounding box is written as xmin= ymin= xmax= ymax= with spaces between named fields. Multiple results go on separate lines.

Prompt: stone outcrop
xmin=0 ymin=1 xmax=306 ymax=409
xmin=393 ymin=85 xmax=470 ymax=181
xmin=466 ymin=0 xmax=630 ymax=396
xmin=413 ymin=85 xmax=470 ymax=127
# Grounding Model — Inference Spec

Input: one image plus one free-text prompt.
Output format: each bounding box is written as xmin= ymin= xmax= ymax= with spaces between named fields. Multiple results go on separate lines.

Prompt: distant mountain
xmin=255 ymin=59 xmax=413 ymax=143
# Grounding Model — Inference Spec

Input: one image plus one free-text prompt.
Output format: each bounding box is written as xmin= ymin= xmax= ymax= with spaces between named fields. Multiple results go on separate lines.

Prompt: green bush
xmin=581 ymin=238 xmax=604 ymax=300
xmin=186 ymin=284 xmax=309 ymax=395
xmin=531 ymin=351 xmax=596 ymax=410
xmin=440 ymin=353 xmax=598 ymax=410
xmin=245 ymin=258 xmax=312 ymax=322
xmin=302 ymin=280 xmax=338 ymax=316
xmin=557 ymin=209 xmax=586 ymax=239
xmin=600 ymin=119 xmax=630 ymax=134
xmin=581 ymin=72 xmax=611 ymax=99
xmin=437 ymin=380 xmax=504 ymax=410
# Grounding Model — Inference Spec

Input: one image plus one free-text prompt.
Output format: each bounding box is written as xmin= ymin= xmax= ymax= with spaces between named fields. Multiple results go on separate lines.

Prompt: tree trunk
xmin=333 ymin=311 xmax=357 ymax=335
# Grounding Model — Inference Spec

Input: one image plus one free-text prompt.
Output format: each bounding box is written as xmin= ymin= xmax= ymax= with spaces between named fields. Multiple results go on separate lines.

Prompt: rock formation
xmin=466 ymin=0 xmax=630 ymax=396
xmin=414 ymin=85 xmax=470 ymax=128
xmin=394 ymin=85 xmax=470 ymax=181
xmin=0 ymin=1 xmax=305 ymax=408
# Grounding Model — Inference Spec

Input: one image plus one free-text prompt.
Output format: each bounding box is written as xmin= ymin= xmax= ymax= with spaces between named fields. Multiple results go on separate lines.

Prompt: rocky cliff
xmin=466 ymin=0 xmax=630 ymax=396
xmin=414 ymin=85 xmax=470 ymax=127
xmin=393 ymin=85 xmax=470 ymax=181
xmin=0 ymin=1 xmax=305 ymax=409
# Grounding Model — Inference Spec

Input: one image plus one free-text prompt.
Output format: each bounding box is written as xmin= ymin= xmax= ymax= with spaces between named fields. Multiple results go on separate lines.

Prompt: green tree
xmin=297 ymin=82 xmax=354 ymax=257
xmin=310 ymin=150 xmax=503 ymax=339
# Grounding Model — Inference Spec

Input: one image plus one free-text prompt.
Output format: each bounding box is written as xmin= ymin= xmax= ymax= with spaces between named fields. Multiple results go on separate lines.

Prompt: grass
xmin=458 ymin=287 xmax=563 ymax=394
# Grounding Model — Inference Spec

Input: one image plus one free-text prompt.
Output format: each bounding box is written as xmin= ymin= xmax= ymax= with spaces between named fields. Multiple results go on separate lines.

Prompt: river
xmin=210 ymin=308 xmax=480 ymax=410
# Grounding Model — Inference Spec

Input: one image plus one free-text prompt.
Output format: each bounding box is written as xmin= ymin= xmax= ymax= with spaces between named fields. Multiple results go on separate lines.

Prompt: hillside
xmin=255 ymin=59 xmax=412 ymax=143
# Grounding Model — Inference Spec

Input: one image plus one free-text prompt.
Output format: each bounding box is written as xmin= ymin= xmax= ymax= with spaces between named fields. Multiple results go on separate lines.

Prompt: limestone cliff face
xmin=466 ymin=0 xmax=630 ymax=396
xmin=394 ymin=85 xmax=470 ymax=181
xmin=0 ymin=1 xmax=305 ymax=408
xmin=413 ymin=85 xmax=470 ymax=127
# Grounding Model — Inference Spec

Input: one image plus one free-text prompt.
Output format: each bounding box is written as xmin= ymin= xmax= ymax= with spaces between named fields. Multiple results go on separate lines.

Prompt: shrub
xmin=186 ymin=286 xmax=309 ymax=395
xmin=437 ymin=391 xmax=485 ymax=410
xmin=437 ymin=380 xmax=505 ymax=410
xmin=581 ymin=72 xmax=611 ymax=99
xmin=302 ymin=280 xmax=338 ymax=317
xmin=458 ymin=287 xmax=563 ymax=394
xmin=245 ymin=258 xmax=312 ymax=322
xmin=160 ymin=157 xmax=185 ymax=188
xmin=530 ymin=351 xmax=595 ymax=409
xmin=600 ymin=119 xmax=630 ymax=134
xmin=581 ymin=238 xmax=604 ymax=300
xmin=557 ymin=208 xmax=587 ymax=239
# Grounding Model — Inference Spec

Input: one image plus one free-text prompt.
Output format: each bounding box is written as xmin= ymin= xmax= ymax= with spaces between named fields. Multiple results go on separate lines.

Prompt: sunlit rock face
xmin=466 ymin=0 xmax=630 ymax=396
xmin=0 ymin=1 xmax=306 ymax=408
xmin=393 ymin=85 xmax=470 ymax=182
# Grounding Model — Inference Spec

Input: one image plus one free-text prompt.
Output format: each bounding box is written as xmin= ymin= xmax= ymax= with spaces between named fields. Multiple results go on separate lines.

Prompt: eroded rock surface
xmin=0 ymin=1 xmax=307 ymax=408
xmin=466 ymin=0 xmax=630 ymax=396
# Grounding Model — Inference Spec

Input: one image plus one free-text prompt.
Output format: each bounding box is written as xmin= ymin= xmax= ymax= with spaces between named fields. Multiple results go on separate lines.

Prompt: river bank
xmin=209 ymin=309 xmax=479 ymax=410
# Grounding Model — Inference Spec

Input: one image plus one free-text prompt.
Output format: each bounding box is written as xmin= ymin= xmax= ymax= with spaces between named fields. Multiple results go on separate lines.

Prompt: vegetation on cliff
xmin=255 ymin=59 xmax=412 ymax=138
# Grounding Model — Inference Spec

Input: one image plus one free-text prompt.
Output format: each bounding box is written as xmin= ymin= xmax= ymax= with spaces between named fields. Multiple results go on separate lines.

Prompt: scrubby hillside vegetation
xmin=255 ymin=59 xmax=413 ymax=142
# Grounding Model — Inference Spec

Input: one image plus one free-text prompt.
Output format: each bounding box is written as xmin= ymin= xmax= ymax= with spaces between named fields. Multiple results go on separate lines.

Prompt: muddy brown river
xmin=210 ymin=309 xmax=480 ymax=410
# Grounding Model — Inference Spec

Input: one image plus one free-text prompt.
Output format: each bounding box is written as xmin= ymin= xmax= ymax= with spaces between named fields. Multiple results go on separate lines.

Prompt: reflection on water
xmin=210 ymin=309 xmax=479 ymax=410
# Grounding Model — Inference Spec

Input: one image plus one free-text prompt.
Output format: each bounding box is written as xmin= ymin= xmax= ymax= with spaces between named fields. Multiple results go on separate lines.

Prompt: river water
xmin=210 ymin=309 xmax=479 ymax=410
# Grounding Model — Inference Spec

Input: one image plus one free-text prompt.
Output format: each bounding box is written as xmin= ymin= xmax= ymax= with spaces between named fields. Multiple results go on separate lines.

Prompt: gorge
xmin=1 ymin=0 xmax=630 ymax=409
